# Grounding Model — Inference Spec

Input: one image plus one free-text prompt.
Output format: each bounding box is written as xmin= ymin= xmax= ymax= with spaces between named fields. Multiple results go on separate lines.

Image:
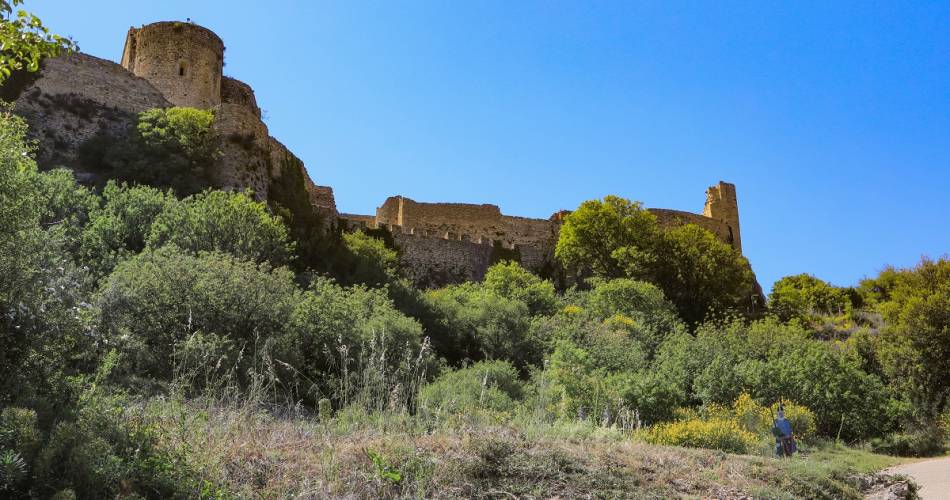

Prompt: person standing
xmin=773 ymin=405 xmax=797 ymax=457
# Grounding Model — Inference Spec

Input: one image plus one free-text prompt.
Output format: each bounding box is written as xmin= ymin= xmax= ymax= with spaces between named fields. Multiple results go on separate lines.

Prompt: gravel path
xmin=885 ymin=457 xmax=950 ymax=500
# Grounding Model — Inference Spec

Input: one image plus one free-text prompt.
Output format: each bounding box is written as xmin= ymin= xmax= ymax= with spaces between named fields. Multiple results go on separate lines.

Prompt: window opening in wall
xmin=178 ymin=61 xmax=187 ymax=76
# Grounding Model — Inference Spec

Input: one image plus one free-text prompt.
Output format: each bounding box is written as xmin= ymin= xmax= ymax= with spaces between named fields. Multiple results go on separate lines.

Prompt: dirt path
xmin=884 ymin=457 xmax=950 ymax=499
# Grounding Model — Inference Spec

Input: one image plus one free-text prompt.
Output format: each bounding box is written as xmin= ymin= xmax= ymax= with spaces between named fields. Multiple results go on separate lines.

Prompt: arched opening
xmin=178 ymin=61 xmax=187 ymax=77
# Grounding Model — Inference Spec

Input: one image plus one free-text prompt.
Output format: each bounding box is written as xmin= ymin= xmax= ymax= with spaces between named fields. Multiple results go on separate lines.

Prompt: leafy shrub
xmin=94 ymin=107 xmax=217 ymax=195
xmin=148 ymin=189 xmax=294 ymax=266
xmin=95 ymin=246 xmax=299 ymax=384
xmin=482 ymin=261 xmax=557 ymax=316
xmin=336 ymin=231 xmax=400 ymax=287
xmin=78 ymin=181 xmax=175 ymax=278
xmin=0 ymin=407 xmax=42 ymax=464
xmin=662 ymin=317 xmax=893 ymax=440
xmin=426 ymin=283 xmax=538 ymax=372
xmin=639 ymin=418 xmax=760 ymax=454
xmin=282 ymin=278 xmax=425 ymax=405
xmin=869 ymin=427 xmax=946 ymax=457
xmin=419 ymin=361 xmax=524 ymax=418
xmin=698 ymin=393 xmax=817 ymax=442
xmin=769 ymin=273 xmax=853 ymax=323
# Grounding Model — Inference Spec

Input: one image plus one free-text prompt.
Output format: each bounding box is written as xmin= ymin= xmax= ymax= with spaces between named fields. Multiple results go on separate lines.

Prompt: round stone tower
xmin=120 ymin=21 xmax=224 ymax=109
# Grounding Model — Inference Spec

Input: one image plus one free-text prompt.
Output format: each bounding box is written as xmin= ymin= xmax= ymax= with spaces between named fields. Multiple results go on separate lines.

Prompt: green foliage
xmin=419 ymin=361 xmax=524 ymax=417
xmin=769 ymin=273 xmax=853 ymax=323
xmin=95 ymin=246 xmax=300 ymax=384
xmin=30 ymin=360 xmax=198 ymax=498
xmin=0 ymin=0 xmax=76 ymax=82
xmin=78 ymin=181 xmax=175 ymax=278
xmin=651 ymin=224 xmax=759 ymax=324
xmin=266 ymin=151 xmax=333 ymax=273
xmin=866 ymin=258 xmax=950 ymax=420
xmin=283 ymin=277 xmax=425 ymax=405
xmin=555 ymin=195 xmax=758 ymax=324
xmin=482 ymin=261 xmax=557 ymax=316
xmin=555 ymin=195 xmax=660 ymax=279
xmin=337 ymin=230 xmax=400 ymax=287
xmin=426 ymin=283 xmax=539 ymax=372
xmin=148 ymin=189 xmax=294 ymax=266
xmin=656 ymin=317 xmax=893 ymax=440
xmin=586 ymin=278 xmax=683 ymax=354
xmin=0 ymin=106 xmax=92 ymax=410
xmin=366 ymin=449 xmax=403 ymax=485
xmin=638 ymin=418 xmax=760 ymax=454
xmin=90 ymin=107 xmax=217 ymax=195
xmin=869 ymin=426 xmax=946 ymax=457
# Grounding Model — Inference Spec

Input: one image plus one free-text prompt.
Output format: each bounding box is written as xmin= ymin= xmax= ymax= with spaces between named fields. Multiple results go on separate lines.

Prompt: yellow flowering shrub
xmin=639 ymin=418 xmax=759 ymax=454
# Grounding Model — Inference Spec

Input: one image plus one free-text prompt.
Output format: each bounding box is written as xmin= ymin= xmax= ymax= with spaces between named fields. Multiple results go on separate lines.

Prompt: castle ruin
xmin=4 ymin=20 xmax=749 ymax=288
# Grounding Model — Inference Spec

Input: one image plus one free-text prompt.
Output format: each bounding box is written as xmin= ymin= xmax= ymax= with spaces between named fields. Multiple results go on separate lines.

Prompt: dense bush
xmin=639 ymin=418 xmax=760 ymax=454
xmin=426 ymin=283 xmax=539 ymax=372
xmin=419 ymin=361 xmax=524 ymax=417
xmin=654 ymin=318 xmax=893 ymax=441
xmin=335 ymin=230 xmax=400 ymax=287
xmin=283 ymin=278 xmax=425 ymax=404
xmin=94 ymin=246 xmax=300 ymax=384
xmin=148 ymin=189 xmax=294 ymax=266
xmin=769 ymin=273 xmax=853 ymax=323
xmin=482 ymin=261 xmax=557 ymax=316
xmin=683 ymin=393 xmax=818 ymax=442
xmin=869 ymin=426 xmax=946 ymax=457
xmin=78 ymin=181 xmax=175 ymax=278
xmin=865 ymin=258 xmax=950 ymax=420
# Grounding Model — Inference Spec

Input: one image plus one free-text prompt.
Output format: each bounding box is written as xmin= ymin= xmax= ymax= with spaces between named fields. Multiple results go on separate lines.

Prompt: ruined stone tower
xmin=120 ymin=21 xmax=224 ymax=109
xmin=703 ymin=181 xmax=741 ymax=253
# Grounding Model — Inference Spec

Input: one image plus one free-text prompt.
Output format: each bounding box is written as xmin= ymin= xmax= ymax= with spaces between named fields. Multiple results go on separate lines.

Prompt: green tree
xmin=556 ymin=195 xmax=759 ymax=324
xmin=147 ymin=189 xmax=294 ymax=266
xmin=0 ymin=0 xmax=75 ymax=82
xmin=650 ymin=224 xmax=759 ymax=324
xmin=482 ymin=260 xmax=557 ymax=316
xmin=769 ymin=273 xmax=852 ymax=323
xmin=78 ymin=181 xmax=176 ymax=278
xmin=94 ymin=246 xmax=300 ymax=384
xmin=555 ymin=196 xmax=661 ymax=279
xmin=0 ymin=106 xmax=91 ymax=407
xmin=870 ymin=258 xmax=950 ymax=419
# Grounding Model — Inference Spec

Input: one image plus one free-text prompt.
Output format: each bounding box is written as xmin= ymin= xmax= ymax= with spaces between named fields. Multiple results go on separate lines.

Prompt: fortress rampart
xmin=341 ymin=181 xmax=743 ymax=287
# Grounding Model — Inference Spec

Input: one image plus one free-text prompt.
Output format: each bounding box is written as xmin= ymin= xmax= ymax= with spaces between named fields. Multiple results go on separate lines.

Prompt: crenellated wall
xmin=343 ymin=183 xmax=745 ymax=288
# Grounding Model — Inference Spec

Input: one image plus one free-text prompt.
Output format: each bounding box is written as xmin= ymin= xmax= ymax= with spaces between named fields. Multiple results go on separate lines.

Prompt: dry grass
xmin=137 ymin=397 xmax=907 ymax=499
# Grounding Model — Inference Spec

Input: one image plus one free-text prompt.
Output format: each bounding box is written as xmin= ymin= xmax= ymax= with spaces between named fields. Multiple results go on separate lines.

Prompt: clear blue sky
xmin=33 ymin=1 xmax=950 ymax=292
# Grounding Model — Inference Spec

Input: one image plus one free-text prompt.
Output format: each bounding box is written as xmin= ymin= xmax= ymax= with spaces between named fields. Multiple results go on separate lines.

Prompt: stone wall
xmin=374 ymin=196 xmax=558 ymax=248
xmin=211 ymin=103 xmax=271 ymax=197
xmin=221 ymin=76 xmax=261 ymax=119
xmin=121 ymin=22 xmax=224 ymax=109
xmin=392 ymin=231 xmax=494 ymax=288
xmin=6 ymin=52 xmax=170 ymax=176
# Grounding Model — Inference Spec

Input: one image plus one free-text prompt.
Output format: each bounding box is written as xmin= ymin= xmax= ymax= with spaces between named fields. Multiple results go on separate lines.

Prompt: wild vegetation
xmin=1 ymin=9 xmax=946 ymax=497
